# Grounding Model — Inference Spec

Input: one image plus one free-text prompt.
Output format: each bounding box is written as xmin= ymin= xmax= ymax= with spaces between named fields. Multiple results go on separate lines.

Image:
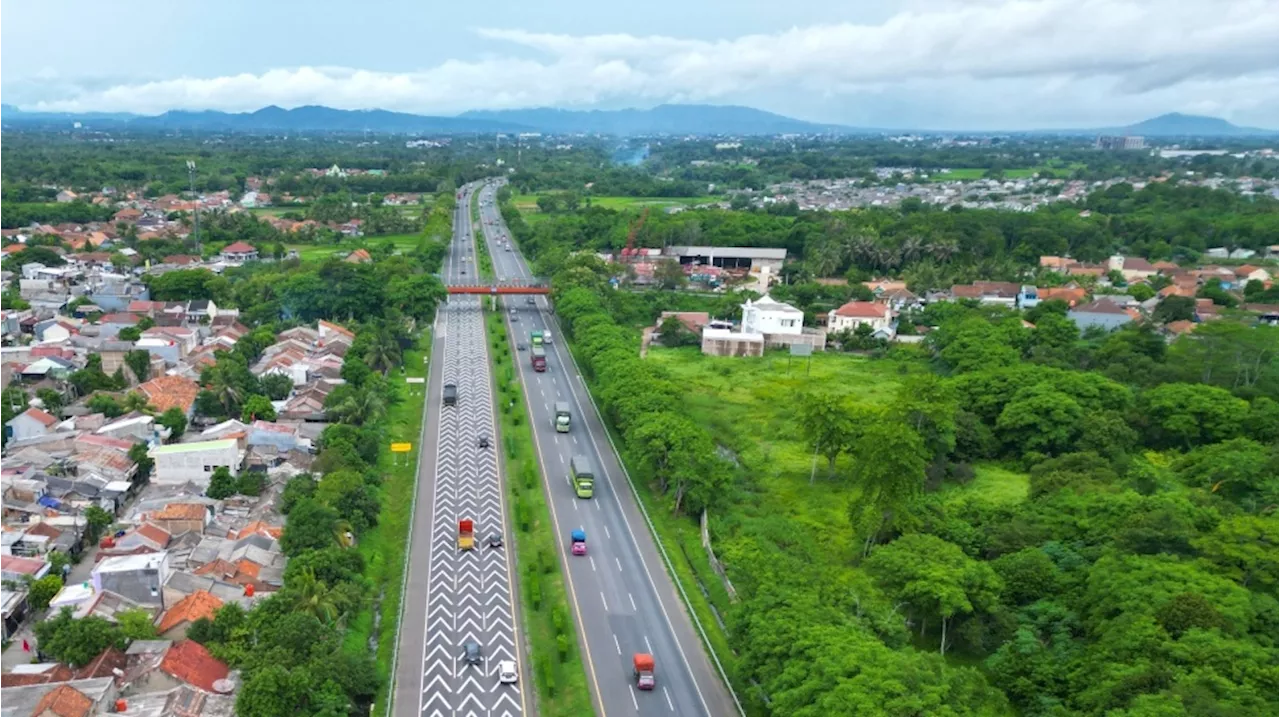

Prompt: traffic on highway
xmin=476 ymin=181 xmax=741 ymax=717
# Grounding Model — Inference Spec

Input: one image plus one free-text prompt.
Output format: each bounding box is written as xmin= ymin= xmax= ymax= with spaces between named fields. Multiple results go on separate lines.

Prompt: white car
xmin=497 ymin=660 xmax=518 ymax=684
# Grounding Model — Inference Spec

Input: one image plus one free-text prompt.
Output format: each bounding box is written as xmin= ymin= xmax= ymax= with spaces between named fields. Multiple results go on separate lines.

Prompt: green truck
xmin=554 ymin=402 xmax=571 ymax=433
xmin=569 ymin=454 xmax=594 ymax=498
xmin=530 ymin=330 xmax=544 ymax=347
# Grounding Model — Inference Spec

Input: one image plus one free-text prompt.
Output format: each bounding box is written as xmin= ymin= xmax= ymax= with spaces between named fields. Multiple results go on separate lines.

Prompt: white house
xmin=741 ymin=295 xmax=804 ymax=336
xmin=828 ymin=301 xmax=893 ymax=333
xmin=5 ymin=408 xmax=59 ymax=441
xmin=149 ymin=439 xmax=242 ymax=488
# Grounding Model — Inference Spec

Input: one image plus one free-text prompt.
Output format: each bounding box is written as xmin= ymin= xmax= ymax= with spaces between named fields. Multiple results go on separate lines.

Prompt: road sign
xmin=789 ymin=343 xmax=813 ymax=357
xmin=405 ymin=377 xmax=426 ymax=384
xmin=390 ymin=442 xmax=413 ymax=453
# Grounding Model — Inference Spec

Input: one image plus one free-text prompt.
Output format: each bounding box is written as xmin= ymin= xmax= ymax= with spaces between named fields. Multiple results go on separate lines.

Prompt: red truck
xmin=633 ymin=653 xmax=655 ymax=690
xmin=531 ymin=346 xmax=547 ymax=372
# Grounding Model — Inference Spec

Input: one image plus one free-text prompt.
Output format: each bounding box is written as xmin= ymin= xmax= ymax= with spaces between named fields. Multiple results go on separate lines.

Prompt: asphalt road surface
xmin=476 ymin=181 xmax=742 ymax=717
xmin=392 ymin=182 xmax=527 ymax=717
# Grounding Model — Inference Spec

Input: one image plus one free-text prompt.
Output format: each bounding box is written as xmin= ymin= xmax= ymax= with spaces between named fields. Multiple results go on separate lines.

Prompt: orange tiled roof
xmin=159 ymin=640 xmax=230 ymax=693
xmin=236 ymin=520 xmax=283 ymax=540
xmin=157 ymin=590 xmax=222 ymax=633
xmin=138 ymin=375 xmax=200 ymax=415
xmin=30 ymin=684 xmax=93 ymax=717
xmin=153 ymin=503 xmax=207 ymax=521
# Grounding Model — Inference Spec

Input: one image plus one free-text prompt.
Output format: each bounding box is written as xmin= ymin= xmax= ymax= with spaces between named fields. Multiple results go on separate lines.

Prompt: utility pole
xmin=187 ymin=160 xmax=200 ymax=257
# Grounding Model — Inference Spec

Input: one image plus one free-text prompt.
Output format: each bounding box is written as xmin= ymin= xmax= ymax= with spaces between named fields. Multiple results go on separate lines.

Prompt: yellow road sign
xmin=390 ymin=442 xmax=413 ymax=453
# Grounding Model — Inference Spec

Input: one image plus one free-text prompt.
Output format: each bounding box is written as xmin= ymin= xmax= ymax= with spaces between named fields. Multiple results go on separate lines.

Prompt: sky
xmin=2 ymin=0 xmax=1277 ymax=130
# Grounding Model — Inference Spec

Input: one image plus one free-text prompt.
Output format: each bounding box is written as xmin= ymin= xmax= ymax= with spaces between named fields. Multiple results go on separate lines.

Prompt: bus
xmin=569 ymin=454 xmax=594 ymax=498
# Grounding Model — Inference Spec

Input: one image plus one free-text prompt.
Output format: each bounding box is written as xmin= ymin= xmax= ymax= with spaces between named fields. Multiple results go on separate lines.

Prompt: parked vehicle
xmin=571 ymin=528 xmax=587 ymax=555
xmin=633 ymin=653 xmax=656 ymax=690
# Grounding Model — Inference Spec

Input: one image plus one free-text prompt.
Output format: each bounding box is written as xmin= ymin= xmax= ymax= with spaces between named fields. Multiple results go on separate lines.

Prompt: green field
xmin=285 ymin=233 xmax=423 ymax=261
xmin=510 ymin=194 xmax=719 ymax=214
xmin=343 ymin=331 xmax=429 ymax=715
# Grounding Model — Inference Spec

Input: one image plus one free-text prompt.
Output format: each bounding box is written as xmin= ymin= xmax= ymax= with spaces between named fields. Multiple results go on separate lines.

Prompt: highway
xmin=392 ymin=182 xmax=526 ymax=717
xmin=476 ymin=181 xmax=741 ymax=717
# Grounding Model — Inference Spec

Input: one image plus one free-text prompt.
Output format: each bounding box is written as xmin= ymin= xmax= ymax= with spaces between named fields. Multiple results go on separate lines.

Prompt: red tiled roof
xmin=1 ymin=554 xmax=48 ymax=576
xmin=0 ymin=664 xmax=74 ymax=687
xmin=159 ymin=640 xmax=230 ymax=692
xmin=221 ymin=241 xmax=257 ymax=254
xmin=318 ymin=319 xmax=355 ymax=339
xmin=157 ymin=590 xmax=223 ymax=633
xmin=236 ymin=520 xmax=283 ymax=540
xmin=344 ymin=248 xmax=372 ymax=263
xmin=75 ymin=646 xmax=128 ymax=680
xmin=98 ymin=313 xmax=140 ymax=325
xmin=135 ymin=522 xmax=172 ymax=549
xmin=30 ymin=684 xmax=92 ymax=717
xmin=833 ymin=301 xmax=890 ymax=318
xmin=1038 ymin=287 xmax=1089 ymax=306
xmin=138 ymin=375 xmax=200 ymax=414
xmin=1166 ymin=320 xmax=1196 ymax=335
xmin=22 ymin=407 xmax=59 ymax=427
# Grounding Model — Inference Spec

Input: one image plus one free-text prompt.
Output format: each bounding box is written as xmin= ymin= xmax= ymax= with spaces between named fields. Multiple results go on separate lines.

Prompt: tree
xmin=241 ymin=394 xmax=276 ymax=423
xmin=653 ymin=260 xmax=688 ymax=290
xmin=796 ymin=392 xmax=858 ymax=480
xmin=84 ymin=505 xmax=113 ymax=542
xmin=1152 ymin=295 xmax=1196 ymax=324
xmin=207 ymin=467 xmax=237 ymax=500
xmin=117 ymin=326 xmax=142 ymax=342
xmin=237 ymin=472 xmax=267 ymax=497
xmin=866 ymin=534 xmax=1003 ymax=654
xmin=280 ymin=499 xmax=340 ymax=556
xmin=1141 ymin=382 xmax=1248 ymax=449
xmin=158 ymin=407 xmax=187 ymax=439
xmin=87 ymin=393 xmax=124 ymax=418
xmin=260 ymin=373 xmax=294 ymax=401
xmin=1173 ymin=438 xmax=1277 ymax=512
xmin=657 ymin=316 xmax=696 ymax=347
xmin=848 ymin=417 xmax=930 ymax=555
xmin=35 ymin=388 xmax=64 ymax=414
xmin=124 ymin=349 xmax=152 ymax=382
xmin=363 ymin=330 xmax=401 ymax=375
xmin=280 ymin=474 xmax=318 ymax=515
xmin=325 ymin=384 xmax=385 ymax=426
xmin=28 ymin=574 xmax=64 ymax=610
xmin=117 ymin=608 xmax=159 ymax=641
xmin=33 ymin=609 xmax=124 ymax=667
xmin=992 ymin=548 xmax=1059 ymax=606
xmin=1127 ymin=283 xmax=1156 ymax=302
xmin=995 ymin=384 xmax=1084 ymax=457
xmin=1192 ymin=514 xmax=1278 ymax=592
xmin=194 ymin=390 xmax=225 ymax=419
xmin=284 ymin=569 xmax=341 ymax=624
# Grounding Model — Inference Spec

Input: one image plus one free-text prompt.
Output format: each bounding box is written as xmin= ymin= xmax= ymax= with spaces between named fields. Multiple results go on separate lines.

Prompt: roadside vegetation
xmin=484 ymin=308 xmax=594 ymax=717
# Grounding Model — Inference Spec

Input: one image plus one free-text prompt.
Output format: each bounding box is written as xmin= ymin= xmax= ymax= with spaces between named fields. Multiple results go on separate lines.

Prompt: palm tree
xmin=330 ymin=386 xmax=386 ymax=426
xmin=364 ymin=331 xmax=401 ymax=375
xmin=206 ymin=365 xmax=243 ymax=417
xmin=122 ymin=391 xmax=152 ymax=414
xmin=288 ymin=569 xmax=339 ymax=624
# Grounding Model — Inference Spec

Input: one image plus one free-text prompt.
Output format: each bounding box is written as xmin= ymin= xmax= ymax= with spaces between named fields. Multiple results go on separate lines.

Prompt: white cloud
xmin=18 ymin=0 xmax=1279 ymax=127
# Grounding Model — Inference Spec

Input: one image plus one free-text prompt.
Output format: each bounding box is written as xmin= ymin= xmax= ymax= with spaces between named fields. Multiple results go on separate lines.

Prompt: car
xmin=525 ymin=297 xmax=535 ymax=305
xmin=463 ymin=640 xmax=483 ymax=665
xmin=517 ymin=343 xmax=527 ymax=351
xmin=478 ymin=434 xmax=490 ymax=448
xmin=497 ymin=660 xmax=518 ymax=684
xmin=487 ymin=533 xmax=503 ymax=548
xmin=443 ymin=383 xmax=458 ymax=406
xmin=572 ymin=541 xmax=587 ymax=556
xmin=460 ymin=269 xmax=467 ymax=275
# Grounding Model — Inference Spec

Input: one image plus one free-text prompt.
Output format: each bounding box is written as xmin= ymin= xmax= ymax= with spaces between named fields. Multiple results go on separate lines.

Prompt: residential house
xmin=156 ymin=590 xmax=223 ymax=639
xmin=148 ymin=503 xmax=211 ymax=536
xmin=1038 ymin=286 xmax=1089 ymax=307
xmin=1233 ymin=265 xmax=1271 ymax=285
xmin=950 ymin=282 xmax=1021 ymax=307
xmin=1108 ymin=255 xmax=1158 ymax=282
xmin=741 ymin=295 xmax=804 ymax=335
xmin=56 ymin=190 xmax=79 ymax=203
xmin=656 ymin=312 xmax=711 ymax=334
xmin=219 ymin=241 xmax=258 ymax=264
xmin=6 ymin=407 xmax=60 ymax=441
xmin=1017 ymin=285 xmax=1040 ymax=309
xmin=1 ymin=555 xmax=51 ymax=583
xmin=90 ymin=552 xmax=169 ymax=607
xmin=33 ymin=318 xmax=75 ymax=344
xmin=96 ymin=312 xmax=141 ymax=340
xmin=828 ymin=301 xmax=893 ymax=333
xmin=138 ymin=375 xmax=200 ymax=418
xmin=2 ymin=680 xmax=118 ymax=717
xmin=344 ymin=248 xmax=372 ymax=264
xmin=317 ymin=319 xmax=355 ymax=344
xmin=149 ymin=440 xmax=241 ymax=488
xmin=247 ymin=421 xmax=305 ymax=452
xmin=155 ymin=639 xmax=231 ymax=693
xmin=1068 ymin=299 xmax=1134 ymax=332
xmin=89 ymin=281 xmax=149 ymax=313
xmin=185 ymin=299 xmax=217 ymax=321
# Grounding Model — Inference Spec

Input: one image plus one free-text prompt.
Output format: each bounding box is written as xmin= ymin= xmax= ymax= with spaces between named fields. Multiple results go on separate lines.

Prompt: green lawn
xmin=510 ymin=194 xmax=719 ymax=214
xmin=286 ymin=233 xmax=424 ymax=261
xmin=486 ymin=311 xmax=593 ymax=717
xmin=927 ymin=164 xmax=1085 ymax=182
xmin=942 ymin=465 xmax=1030 ymax=505
xmin=343 ymin=331 xmax=429 ymax=715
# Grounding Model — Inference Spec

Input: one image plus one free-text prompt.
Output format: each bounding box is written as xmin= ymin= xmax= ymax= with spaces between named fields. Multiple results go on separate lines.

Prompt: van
xmin=443 ymin=383 xmax=458 ymax=406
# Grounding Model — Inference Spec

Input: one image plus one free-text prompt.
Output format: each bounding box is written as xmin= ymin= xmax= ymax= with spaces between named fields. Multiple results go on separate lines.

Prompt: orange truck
xmin=633 ymin=653 xmax=655 ymax=690
xmin=458 ymin=519 xmax=474 ymax=550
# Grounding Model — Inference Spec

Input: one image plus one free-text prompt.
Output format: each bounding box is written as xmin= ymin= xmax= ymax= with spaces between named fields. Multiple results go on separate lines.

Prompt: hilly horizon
xmin=2 ymin=103 xmax=1275 ymax=137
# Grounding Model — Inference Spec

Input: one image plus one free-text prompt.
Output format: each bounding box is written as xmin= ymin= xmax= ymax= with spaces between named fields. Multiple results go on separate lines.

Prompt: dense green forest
xmin=498 ymin=184 xmax=1279 ymax=716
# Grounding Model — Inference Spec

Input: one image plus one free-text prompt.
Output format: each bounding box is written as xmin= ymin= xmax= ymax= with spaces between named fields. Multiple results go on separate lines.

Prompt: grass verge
xmin=342 ymin=329 xmax=430 ymax=715
xmin=485 ymin=310 xmax=593 ymax=717
xmin=286 ymin=233 xmax=426 ymax=261
xmin=510 ymin=194 xmax=719 ymax=214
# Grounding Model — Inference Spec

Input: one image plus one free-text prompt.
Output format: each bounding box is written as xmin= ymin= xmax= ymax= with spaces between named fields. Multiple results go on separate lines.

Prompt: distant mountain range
xmin=1101 ymin=112 xmax=1274 ymax=137
xmin=1 ymin=103 xmax=1274 ymax=137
